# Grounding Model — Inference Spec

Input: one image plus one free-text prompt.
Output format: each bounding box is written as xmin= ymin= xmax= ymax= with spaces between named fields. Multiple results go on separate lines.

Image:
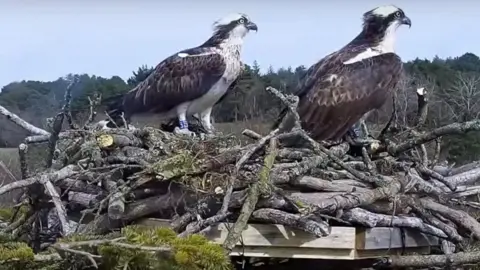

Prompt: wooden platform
xmin=136 ymin=218 xmax=439 ymax=260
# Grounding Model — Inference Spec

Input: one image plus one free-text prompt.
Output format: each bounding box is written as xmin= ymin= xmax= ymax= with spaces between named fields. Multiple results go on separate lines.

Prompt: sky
xmin=0 ymin=1 xmax=478 ymax=88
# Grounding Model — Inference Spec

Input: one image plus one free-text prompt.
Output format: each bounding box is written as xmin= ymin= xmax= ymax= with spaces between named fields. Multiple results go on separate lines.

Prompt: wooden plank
xmin=137 ymin=218 xmax=356 ymax=249
xmin=136 ymin=218 xmax=171 ymax=228
xmin=205 ymin=223 xmax=355 ymax=250
xmin=230 ymin=246 xmax=431 ymax=260
xmin=355 ymin=246 xmax=431 ymax=259
xmin=229 ymin=246 xmax=356 ymax=260
xmin=356 ymin=227 xmax=439 ymax=250
xmin=136 ymin=218 xmax=439 ymax=260
xmin=355 ymin=227 xmax=366 ymax=250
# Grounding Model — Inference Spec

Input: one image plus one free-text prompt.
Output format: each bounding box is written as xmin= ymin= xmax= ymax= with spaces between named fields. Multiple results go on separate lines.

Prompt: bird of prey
xmin=159 ymin=69 xmax=244 ymax=134
xmin=104 ymin=13 xmax=258 ymax=137
xmin=273 ymin=5 xmax=411 ymax=142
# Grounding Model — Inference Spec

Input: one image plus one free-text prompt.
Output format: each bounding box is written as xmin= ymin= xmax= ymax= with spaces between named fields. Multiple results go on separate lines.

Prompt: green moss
xmin=258 ymin=145 xmax=278 ymax=195
xmin=0 ymin=232 xmax=57 ymax=270
xmin=0 ymin=242 xmax=34 ymax=262
xmin=0 ymin=232 xmax=17 ymax=244
xmin=294 ymin=200 xmax=306 ymax=208
xmin=0 ymin=220 xmax=231 ymax=269
xmin=59 ymin=231 xmax=121 ymax=243
xmin=171 ymin=234 xmax=232 ymax=270
xmin=148 ymin=150 xmax=200 ymax=180
xmin=97 ymin=226 xmax=233 ymax=270
xmin=0 ymin=262 xmax=61 ymax=270
xmin=0 ymin=205 xmax=29 ymax=223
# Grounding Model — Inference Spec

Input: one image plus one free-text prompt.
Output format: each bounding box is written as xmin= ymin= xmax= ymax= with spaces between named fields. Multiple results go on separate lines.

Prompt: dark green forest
xmin=1 ymin=53 xmax=480 ymax=164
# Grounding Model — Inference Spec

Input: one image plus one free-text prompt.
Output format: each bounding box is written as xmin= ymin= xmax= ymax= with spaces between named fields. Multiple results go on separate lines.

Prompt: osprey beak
xmin=246 ymin=22 xmax=258 ymax=32
xmin=401 ymin=16 xmax=411 ymax=28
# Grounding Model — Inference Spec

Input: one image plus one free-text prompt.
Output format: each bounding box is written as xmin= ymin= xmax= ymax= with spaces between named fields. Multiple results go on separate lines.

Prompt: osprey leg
xmin=349 ymin=121 xmax=364 ymax=139
xmin=348 ymin=120 xmax=369 ymax=140
xmin=199 ymin=107 xmax=215 ymax=134
xmin=173 ymin=109 xmax=196 ymax=137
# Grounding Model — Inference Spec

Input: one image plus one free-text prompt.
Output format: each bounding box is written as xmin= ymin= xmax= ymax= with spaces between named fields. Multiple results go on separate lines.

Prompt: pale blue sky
xmin=0 ymin=1 xmax=478 ymax=88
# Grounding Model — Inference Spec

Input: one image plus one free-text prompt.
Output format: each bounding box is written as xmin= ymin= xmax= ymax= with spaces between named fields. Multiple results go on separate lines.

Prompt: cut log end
xmin=96 ymin=134 xmax=114 ymax=148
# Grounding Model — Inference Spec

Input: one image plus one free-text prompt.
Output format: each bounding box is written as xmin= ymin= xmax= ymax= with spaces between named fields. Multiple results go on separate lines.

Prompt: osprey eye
xmin=239 ymin=18 xmax=245 ymax=24
xmin=394 ymin=11 xmax=402 ymax=18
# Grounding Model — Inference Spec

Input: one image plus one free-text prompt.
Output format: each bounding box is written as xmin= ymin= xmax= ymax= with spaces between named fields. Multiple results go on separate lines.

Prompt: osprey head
xmin=363 ymin=5 xmax=411 ymax=30
xmin=212 ymin=13 xmax=258 ymax=39
xmin=351 ymin=5 xmax=411 ymax=53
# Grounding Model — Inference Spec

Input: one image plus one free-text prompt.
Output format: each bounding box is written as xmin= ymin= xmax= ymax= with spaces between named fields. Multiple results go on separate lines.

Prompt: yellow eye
xmin=394 ymin=11 xmax=402 ymax=18
xmin=239 ymin=18 xmax=245 ymax=24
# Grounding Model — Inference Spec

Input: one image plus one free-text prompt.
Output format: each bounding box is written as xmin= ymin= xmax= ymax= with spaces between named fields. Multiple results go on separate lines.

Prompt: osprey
xmin=159 ymin=76 xmax=241 ymax=134
xmin=159 ymin=65 xmax=247 ymax=134
xmin=273 ymin=5 xmax=411 ymax=142
xmin=104 ymin=13 xmax=258 ymax=136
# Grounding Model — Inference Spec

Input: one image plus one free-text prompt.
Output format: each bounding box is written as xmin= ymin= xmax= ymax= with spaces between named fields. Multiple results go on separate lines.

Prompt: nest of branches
xmin=2 ymin=80 xmax=480 ymax=269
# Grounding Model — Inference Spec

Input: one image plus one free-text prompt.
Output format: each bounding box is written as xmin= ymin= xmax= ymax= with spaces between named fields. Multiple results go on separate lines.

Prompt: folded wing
xmin=298 ymin=53 xmax=402 ymax=141
xmin=122 ymin=48 xmax=227 ymax=115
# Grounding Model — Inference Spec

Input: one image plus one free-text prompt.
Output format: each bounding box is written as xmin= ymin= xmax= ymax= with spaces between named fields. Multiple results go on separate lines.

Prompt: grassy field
xmin=0 ymin=147 xmax=20 ymax=206
xmin=0 ymin=147 xmax=19 ymax=172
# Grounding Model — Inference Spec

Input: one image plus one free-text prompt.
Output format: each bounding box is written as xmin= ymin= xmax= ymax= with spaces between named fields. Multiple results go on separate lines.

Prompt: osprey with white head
xmin=344 ymin=5 xmax=411 ymax=64
xmin=273 ymin=5 xmax=411 ymax=142
xmin=104 ymin=13 xmax=257 ymax=137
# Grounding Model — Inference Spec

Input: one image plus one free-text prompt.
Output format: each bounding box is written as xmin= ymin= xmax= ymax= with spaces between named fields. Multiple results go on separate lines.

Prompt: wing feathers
xmin=296 ymin=52 xmax=403 ymax=141
xmin=122 ymin=48 xmax=226 ymax=115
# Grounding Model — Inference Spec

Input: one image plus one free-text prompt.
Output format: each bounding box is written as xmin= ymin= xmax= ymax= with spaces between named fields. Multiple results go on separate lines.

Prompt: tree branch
xmin=0 ymin=105 xmax=50 ymax=136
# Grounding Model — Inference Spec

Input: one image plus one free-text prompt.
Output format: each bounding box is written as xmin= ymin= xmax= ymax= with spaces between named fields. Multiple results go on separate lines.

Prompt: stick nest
xmin=3 ymin=84 xmax=480 ymax=269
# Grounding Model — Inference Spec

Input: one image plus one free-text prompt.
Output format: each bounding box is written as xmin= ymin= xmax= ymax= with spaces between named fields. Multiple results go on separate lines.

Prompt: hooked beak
xmin=400 ymin=16 xmax=411 ymax=28
xmin=246 ymin=22 xmax=258 ymax=32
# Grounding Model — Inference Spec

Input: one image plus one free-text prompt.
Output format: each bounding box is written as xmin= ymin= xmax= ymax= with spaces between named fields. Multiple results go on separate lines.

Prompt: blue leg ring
xmin=179 ymin=119 xmax=188 ymax=129
xmin=350 ymin=122 xmax=363 ymax=138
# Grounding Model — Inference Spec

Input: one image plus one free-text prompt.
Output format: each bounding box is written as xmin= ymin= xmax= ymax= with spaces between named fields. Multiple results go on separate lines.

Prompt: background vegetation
xmin=1 ymin=53 xmax=480 ymax=178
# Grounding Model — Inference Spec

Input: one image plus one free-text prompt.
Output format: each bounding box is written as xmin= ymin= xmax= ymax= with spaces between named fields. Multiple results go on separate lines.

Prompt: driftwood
xmin=2 ymin=82 xmax=480 ymax=269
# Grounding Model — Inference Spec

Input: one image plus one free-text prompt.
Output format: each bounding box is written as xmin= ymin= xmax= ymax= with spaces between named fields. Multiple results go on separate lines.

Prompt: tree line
xmin=1 ymin=53 xmax=480 ymax=163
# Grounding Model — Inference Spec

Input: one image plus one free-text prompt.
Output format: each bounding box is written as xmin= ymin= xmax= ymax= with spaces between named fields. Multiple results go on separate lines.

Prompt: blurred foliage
xmin=0 ymin=225 xmax=232 ymax=270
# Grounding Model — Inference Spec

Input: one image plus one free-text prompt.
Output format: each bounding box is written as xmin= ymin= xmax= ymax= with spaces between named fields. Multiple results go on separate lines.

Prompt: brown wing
xmin=122 ymin=47 xmax=226 ymax=115
xmin=298 ymin=53 xmax=403 ymax=141
xmin=271 ymin=53 xmax=338 ymax=130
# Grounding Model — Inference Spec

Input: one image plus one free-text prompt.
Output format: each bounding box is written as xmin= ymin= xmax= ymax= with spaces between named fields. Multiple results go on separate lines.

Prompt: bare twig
xmin=63 ymin=78 xmax=78 ymax=130
xmin=415 ymin=87 xmax=428 ymax=127
xmin=266 ymin=86 xmax=300 ymax=131
xmin=18 ymin=143 xmax=28 ymax=178
xmin=379 ymin=251 xmax=480 ymax=268
xmin=84 ymin=93 xmax=101 ymax=127
xmin=388 ymin=120 xmax=480 ymax=155
xmin=39 ymin=174 xmax=70 ymax=235
xmin=0 ymin=105 xmax=50 ymax=135
xmin=223 ymin=137 xmax=279 ymax=251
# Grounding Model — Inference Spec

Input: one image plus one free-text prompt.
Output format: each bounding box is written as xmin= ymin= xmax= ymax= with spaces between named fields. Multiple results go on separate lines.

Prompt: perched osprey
xmin=159 ymin=73 xmax=243 ymax=134
xmin=104 ymin=13 xmax=258 ymax=136
xmin=273 ymin=5 xmax=411 ymax=142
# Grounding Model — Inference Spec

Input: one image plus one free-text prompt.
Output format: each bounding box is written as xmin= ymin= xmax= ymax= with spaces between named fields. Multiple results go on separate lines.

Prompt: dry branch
xmin=379 ymin=251 xmax=480 ymax=268
xmin=3 ymin=84 xmax=480 ymax=269
xmin=0 ymin=106 xmax=50 ymax=136
xmin=387 ymin=120 xmax=480 ymax=155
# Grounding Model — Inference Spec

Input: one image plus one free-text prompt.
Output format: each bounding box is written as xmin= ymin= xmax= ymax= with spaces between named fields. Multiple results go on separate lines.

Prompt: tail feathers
xmin=103 ymin=94 xmax=127 ymax=127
